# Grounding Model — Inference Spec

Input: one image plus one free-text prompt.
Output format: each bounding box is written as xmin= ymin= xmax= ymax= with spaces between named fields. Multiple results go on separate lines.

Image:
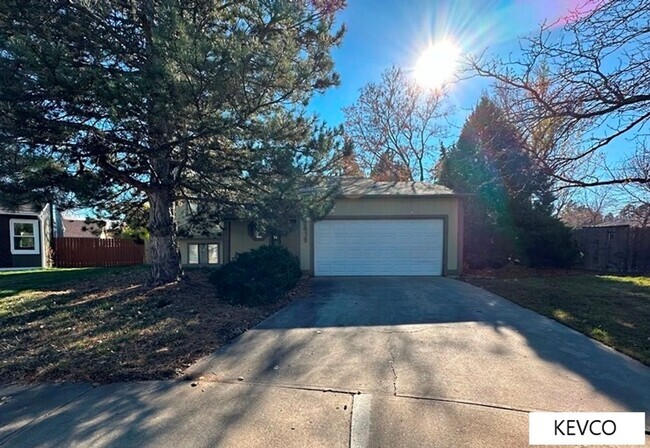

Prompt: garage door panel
xmin=314 ymin=219 xmax=443 ymax=276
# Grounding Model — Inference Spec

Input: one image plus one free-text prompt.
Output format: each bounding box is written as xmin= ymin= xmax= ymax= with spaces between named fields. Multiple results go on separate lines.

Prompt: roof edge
xmin=335 ymin=193 xmax=472 ymax=199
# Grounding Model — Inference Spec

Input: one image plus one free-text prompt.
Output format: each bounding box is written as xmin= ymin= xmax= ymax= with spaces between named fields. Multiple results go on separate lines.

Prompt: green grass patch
xmin=464 ymin=273 xmax=650 ymax=365
xmin=0 ymin=267 xmax=147 ymax=300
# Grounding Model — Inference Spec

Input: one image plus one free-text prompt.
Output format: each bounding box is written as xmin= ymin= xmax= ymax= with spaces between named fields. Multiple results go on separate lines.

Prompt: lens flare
xmin=415 ymin=40 xmax=461 ymax=89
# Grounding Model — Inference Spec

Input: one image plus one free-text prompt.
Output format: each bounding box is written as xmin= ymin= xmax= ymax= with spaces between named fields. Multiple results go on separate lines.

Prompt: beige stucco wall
xmin=229 ymin=221 xmax=267 ymax=256
xmin=299 ymin=196 xmax=461 ymax=275
xmin=223 ymin=196 xmax=462 ymax=275
xmin=299 ymin=219 xmax=312 ymax=271
xmin=227 ymin=221 xmax=300 ymax=261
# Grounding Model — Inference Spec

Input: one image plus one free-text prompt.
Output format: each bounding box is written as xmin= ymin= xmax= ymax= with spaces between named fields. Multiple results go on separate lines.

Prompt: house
xmin=178 ymin=177 xmax=465 ymax=276
xmin=62 ymin=218 xmax=110 ymax=239
xmin=0 ymin=204 xmax=60 ymax=269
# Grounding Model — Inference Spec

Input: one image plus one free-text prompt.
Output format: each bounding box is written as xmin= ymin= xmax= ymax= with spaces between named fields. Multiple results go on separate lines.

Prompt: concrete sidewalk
xmin=1 ymin=381 xmax=352 ymax=448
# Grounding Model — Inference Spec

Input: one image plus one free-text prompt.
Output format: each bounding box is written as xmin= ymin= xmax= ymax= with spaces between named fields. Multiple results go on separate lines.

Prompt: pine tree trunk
xmin=147 ymin=189 xmax=182 ymax=284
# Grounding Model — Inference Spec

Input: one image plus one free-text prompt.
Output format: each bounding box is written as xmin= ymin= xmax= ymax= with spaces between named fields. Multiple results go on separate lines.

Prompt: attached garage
xmin=222 ymin=177 xmax=465 ymax=277
xmin=305 ymin=178 xmax=465 ymax=277
xmin=314 ymin=219 xmax=444 ymax=276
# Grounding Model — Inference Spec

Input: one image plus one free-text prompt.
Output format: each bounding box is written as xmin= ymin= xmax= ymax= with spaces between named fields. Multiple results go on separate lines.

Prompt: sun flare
xmin=415 ymin=40 xmax=461 ymax=89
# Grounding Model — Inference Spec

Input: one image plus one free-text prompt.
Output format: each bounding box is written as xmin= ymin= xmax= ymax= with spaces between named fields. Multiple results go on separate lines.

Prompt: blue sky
xmin=71 ymin=1 xmax=622 ymax=219
xmin=310 ymin=0 xmax=587 ymax=135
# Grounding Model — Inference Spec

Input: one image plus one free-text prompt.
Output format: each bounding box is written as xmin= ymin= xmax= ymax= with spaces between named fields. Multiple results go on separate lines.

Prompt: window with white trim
xmin=10 ymin=219 xmax=40 ymax=255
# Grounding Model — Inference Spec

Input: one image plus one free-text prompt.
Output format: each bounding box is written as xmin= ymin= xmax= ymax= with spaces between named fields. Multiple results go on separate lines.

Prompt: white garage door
xmin=314 ymin=219 xmax=443 ymax=276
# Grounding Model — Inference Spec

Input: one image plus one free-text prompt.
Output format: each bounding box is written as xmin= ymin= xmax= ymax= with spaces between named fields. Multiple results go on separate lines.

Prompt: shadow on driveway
xmin=195 ymin=277 xmax=650 ymax=426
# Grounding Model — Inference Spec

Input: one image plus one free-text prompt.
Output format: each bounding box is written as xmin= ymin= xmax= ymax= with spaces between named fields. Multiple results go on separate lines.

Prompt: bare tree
xmin=343 ymin=66 xmax=450 ymax=181
xmin=468 ymin=0 xmax=650 ymax=188
xmin=620 ymin=144 xmax=650 ymax=202
xmin=619 ymin=202 xmax=650 ymax=227
xmin=491 ymin=65 xmax=595 ymax=191
xmin=559 ymin=186 xmax=617 ymax=227
xmin=615 ymin=144 xmax=650 ymax=226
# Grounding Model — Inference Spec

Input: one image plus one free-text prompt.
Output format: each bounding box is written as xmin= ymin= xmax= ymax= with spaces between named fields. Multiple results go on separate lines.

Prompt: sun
xmin=415 ymin=40 xmax=461 ymax=89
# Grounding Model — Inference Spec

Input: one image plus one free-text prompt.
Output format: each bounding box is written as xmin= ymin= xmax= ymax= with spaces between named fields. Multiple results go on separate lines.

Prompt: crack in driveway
xmin=387 ymin=333 xmax=397 ymax=396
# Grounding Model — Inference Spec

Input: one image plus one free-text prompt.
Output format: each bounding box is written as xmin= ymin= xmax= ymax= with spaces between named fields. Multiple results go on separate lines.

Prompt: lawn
xmin=464 ymin=270 xmax=650 ymax=366
xmin=0 ymin=267 xmax=307 ymax=384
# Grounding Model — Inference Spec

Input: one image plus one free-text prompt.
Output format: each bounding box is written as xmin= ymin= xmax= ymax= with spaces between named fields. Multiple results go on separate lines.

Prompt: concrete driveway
xmin=2 ymin=277 xmax=649 ymax=447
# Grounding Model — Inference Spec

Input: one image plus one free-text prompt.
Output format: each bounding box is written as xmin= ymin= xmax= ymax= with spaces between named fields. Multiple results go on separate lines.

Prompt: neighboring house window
xmin=10 ymin=219 xmax=40 ymax=255
xmin=188 ymin=243 xmax=219 ymax=264
xmin=248 ymin=222 xmax=266 ymax=241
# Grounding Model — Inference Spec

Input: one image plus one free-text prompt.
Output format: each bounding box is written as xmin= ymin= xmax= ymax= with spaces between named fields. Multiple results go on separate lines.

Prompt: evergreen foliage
xmin=0 ymin=0 xmax=346 ymax=283
xmin=210 ymin=245 xmax=300 ymax=305
xmin=437 ymin=96 xmax=578 ymax=268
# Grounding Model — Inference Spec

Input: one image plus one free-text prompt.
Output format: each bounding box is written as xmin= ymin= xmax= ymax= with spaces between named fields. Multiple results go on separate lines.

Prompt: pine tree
xmin=0 ymin=0 xmax=346 ymax=283
xmin=339 ymin=138 xmax=364 ymax=177
xmin=437 ymin=96 xmax=576 ymax=268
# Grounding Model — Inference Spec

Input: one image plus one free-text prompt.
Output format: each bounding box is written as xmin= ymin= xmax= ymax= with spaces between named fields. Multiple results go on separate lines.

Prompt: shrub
xmin=519 ymin=216 xmax=580 ymax=268
xmin=464 ymin=200 xmax=581 ymax=269
xmin=209 ymin=245 xmax=300 ymax=306
xmin=463 ymin=218 xmax=515 ymax=269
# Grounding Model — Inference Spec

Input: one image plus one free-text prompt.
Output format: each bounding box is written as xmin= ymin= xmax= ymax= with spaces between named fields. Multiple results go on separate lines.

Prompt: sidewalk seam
xmin=395 ymin=393 xmax=535 ymax=414
xmin=189 ymin=377 xmax=541 ymax=414
xmin=350 ymin=394 xmax=372 ymax=448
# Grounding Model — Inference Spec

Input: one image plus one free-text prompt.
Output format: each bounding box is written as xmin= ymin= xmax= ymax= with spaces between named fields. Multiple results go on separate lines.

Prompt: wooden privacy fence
xmin=572 ymin=226 xmax=650 ymax=273
xmin=54 ymin=237 xmax=145 ymax=268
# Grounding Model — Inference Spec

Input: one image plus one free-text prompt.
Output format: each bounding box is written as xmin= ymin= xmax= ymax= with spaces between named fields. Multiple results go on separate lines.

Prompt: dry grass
xmin=464 ymin=269 xmax=650 ymax=365
xmin=0 ymin=267 xmax=308 ymax=384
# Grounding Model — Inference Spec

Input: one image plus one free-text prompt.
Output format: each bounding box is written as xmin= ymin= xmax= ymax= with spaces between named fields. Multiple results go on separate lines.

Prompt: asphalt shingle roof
xmin=332 ymin=177 xmax=457 ymax=197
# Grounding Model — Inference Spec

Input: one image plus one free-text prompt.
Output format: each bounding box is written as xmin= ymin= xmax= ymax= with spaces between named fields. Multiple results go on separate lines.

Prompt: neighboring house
xmin=62 ymin=219 xmax=109 ymax=238
xmin=178 ymin=177 xmax=466 ymax=276
xmin=581 ymin=221 xmax=635 ymax=228
xmin=0 ymin=204 xmax=60 ymax=269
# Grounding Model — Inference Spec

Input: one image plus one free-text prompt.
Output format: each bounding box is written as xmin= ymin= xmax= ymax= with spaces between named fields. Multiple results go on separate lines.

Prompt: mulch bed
xmin=0 ymin=268 xmax=309 ymax=384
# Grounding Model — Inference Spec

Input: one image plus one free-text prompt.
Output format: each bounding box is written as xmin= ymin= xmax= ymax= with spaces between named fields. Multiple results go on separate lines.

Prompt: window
xmin=188 ymin=244 xmax=199 ymax=264
xmin=188 ymin=243 xmax=219 ymax=265
xmin=10 ymin=219 xmax=40 ymax=255
xmin=207 ymin=244 xmax=219 ymax=264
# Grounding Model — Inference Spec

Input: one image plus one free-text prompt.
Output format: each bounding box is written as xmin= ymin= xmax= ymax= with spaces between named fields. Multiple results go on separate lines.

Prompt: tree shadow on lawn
xmin=0 ymin=267 xmax=147 ymax=300
xmin=464 ymin=274 xmax=650 ymax=365
xmin=0 ymin=269 xmax=288 ymax=384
